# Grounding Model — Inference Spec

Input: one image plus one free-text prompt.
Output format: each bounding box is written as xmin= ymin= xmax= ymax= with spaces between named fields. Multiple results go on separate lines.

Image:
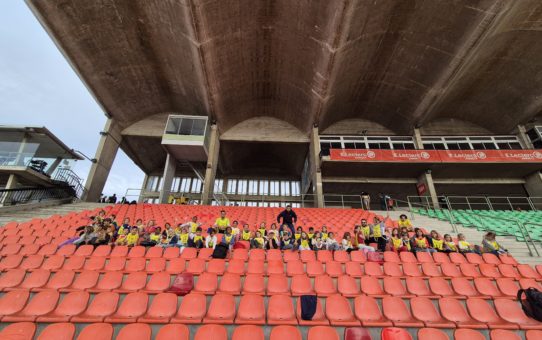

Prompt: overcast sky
xmin=0 ymin=2 xmax=144 ymax=199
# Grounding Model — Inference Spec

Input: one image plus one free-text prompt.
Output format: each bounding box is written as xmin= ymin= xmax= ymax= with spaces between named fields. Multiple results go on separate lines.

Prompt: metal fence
xmin=0 ymin=186 xmax=76 ymax=207
xmin=407 ymin=195 xmax=542 ymax=211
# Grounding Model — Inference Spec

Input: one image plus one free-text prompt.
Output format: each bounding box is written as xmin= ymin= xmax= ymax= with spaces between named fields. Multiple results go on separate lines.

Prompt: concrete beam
xmin=83 ymin=119 xmax=122 ymax=202
xmin=323 ymin=177 xmax=418 ymax=184
xmin=159 ymin=154 xmax=176 ymax=204
xmin=45 ymin=157 xmax=62 ymax=176
xmin=413 ymin=128 xmax=424 ymax=149
xmin=201 ymin=124 xmax=220 ymax=205
xmin=516 ymin=125 xmax=534 ymax=149
xmin=524 ymin=172 xmax=542 ymax=197
xmin=310 ymin=126 xmax=324 ymax=208
xmin=433 ymin=178 xmax=526 ymax=184
xmin=417 ymin=171 xmax=439 ymax=209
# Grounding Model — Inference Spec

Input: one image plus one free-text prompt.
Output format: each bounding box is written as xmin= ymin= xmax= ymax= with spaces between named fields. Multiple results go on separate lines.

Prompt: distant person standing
xmin=277 ymin=204 xmax=297 ymax=236
xmin=108 ymin=194 xmax=117 ymax=204
xmin=361 ymin=192 xmax=371 ymax=210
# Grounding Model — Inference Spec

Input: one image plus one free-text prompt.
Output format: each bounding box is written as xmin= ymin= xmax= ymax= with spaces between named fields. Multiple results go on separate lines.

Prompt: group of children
xmin=73 ymin=210 xmax=508 ymax=257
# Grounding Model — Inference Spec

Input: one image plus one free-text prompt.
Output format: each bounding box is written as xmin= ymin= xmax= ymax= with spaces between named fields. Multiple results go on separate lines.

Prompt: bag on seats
xmin=300 ymin=295 xmax=317 ymax=320
xmin=212 ymin=244 xmax=229 ymax=259
xmin=367 ymin=251 xmax=384 ymax=264
xmin=518 ymin=287 xmax=542 ymax=322
xmin=168 ymin=273 xmax=194 ymax=296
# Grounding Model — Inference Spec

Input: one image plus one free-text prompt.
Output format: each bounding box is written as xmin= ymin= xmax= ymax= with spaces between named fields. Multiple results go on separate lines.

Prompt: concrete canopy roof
xmin=26 ymin=0 xmax=542 ymax=174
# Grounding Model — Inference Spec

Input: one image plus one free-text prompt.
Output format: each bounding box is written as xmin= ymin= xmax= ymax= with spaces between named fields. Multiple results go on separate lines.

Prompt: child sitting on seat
xmin=321 ymin=226 xmax=329 ymax=240
xmin=390 ymin=228 xmax=402 ymax=252
xmin=251 ymin=230 xmax=265 ymax=249
xmin=281 ymin=231 xmax=294 ymax=250
xmin=482 ymin=232 xmax=508 ymax=255
xmin=294 ymin=226 xmax=303 ymax=241
xmin=221 ymin=227 xmax=236 ymax=250
xmin=258 ymin=222 xmax=267 ymax=237
xmin=241 ymin=224 xmax=252 ymax=241
xmin=411 ymin=228 xmax=436 ymax=253
xmin=189 ymin=227 xmax=205 ymax=249
xmin=205 ymin=229 xmax=217 ymax=249
xmin=297 ymin=232 xmax=312 ymax=250
xmin=398 ymin=214 xmax=414 ymax=232
xmin=325 ymin=232 xmax=340 ymax=251
xmin=457 ymin=233 xmax=481 ymax=254
xmin=429 ymin=230 xmax=445 ymax=252
xmin=126 ymin=227 xmax=140 ymax=247
xmin=443 ymin=234 xmax=458 ymax=253
xmin=341 ymin=232 xmax=354 ymax=252
xmin=307 ymin=227 xmax=315 ymax=239
xmin=115 ymin=227 xmax=130 ymax=246
xmin=312 ymin=235 xmax=326 ymax=251
xmin=266 ymin=230 xmax=280 ymax=250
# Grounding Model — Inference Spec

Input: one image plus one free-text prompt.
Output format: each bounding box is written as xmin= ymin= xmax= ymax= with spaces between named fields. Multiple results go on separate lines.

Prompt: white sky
xmin=0 ymin=1 xmax=144 ymax=199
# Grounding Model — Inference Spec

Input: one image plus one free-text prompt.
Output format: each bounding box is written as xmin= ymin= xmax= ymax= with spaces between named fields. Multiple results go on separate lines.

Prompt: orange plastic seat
xmin=307 ymin=326 xmax=339 ymax=340
xmin=232 ymin=249 xmax=249 ymax=261
xmin=338 ymin=275 xmax=360 ymax=297
xmin=450 ymin=277 xmax=479 ymax=298
xmin=326 ymin=261 xmax=344 ymax=277
xmin=84 ymin=257 xmax=106 ymax=271
xmin=105 ymin=291 xmax=148 ymax=323
xmin=400 ymin=252 xmax=417 ymax=263
xmin=267 ymin=294 xmax=297 ymax=325
xmin=218 ymin=273 xmax=241 ymax=295
xmin=128 ymin=246 xmax=146 ymax=258
xmin=3 ymin=290 xmax=59 ymax=322
xmin=498 ymin=264 xmax=520 ymax=279
xmin=270 ymin=325 xmax=302 ymax=340
xmin=422 ymin=262 xmax=441 ymax=277
xmin=250 ymin=249 xmax=266 ymax=261
xmin=194 ymin=324 xmax=227 ymax=340
xmin=364 ymin=262 xmax=384 ymax=277
xmin=300 ymin=250 xmax=316 ymax=263
xmin=315 ymin=274 xmax=337 ymax=296
xmin=171 ymin=293 xmax=207 ymax=324
xmin=92 ymin=245 xmax=112 ymax=257
xmin=307 ymin=261 xmax=325 ymax=277
xmin=166 ymin=258 xmax=185 ymax=274
xmin=354 ymin=295 xmax=392 ymax=327
xmin=317 ymin=250 xmax=333 ymax=263
xmin=115 ymin=272 xmax=147 ymax=293
xmin=0 ymin=268 xmax=26 ymax=290
xmin=482 ymin=253 xmax=501 ymax=265
xmin=283 ymin=250 xmax=300 ymax=262
xmin=147 ymin=258 xmax=166 ymax=272
xmin=198 ymin=248 xmax=214 ymax=260
xmin=326 ymin=294 xmax=360 ymax=326
xmin=37 ymin=322 xmax=75 ymax=340
xmin=37 ymin=291 xmax=89 ymax=322
xmin=144 ymin=272 xmax=171 ymax=293
xmin=163 ymin=247 xmax=180 ymax=259
xmin=42 ymin=254 xmax=65 ymax=271
xmin=526 ymin=330 xmax=542 ymax=340
xmin=384 ymin=251 xmax=400 ymax=263
xmin=186 ymin=258 xmax=206 ymax=275
xmin=139 ymin=292 xmax=178 ymax=323
xmin=56 ymin=244 xmax=76 ymax=256
xmin=203 ymin=293 xmax=236 ymax=324
xmin=496 ymin=278 xmax=521 ymax=298
xmin=236 ymin=294 xmax=266 ymax=324
xmin=418 ymin=328 xmax=449 ymax=340
xmin=428 ymin=277 xmax=456 ymax=297
xmin=125 ymin=258 xmax=146 ymax=272
xmin=297 ymin=297 xmax=329 ymax=325
xmin=433 ymin=252 xmax=451 ymax=264
xmin=266 ymin=249 xmax=283 ymax=261
xmin=403 ymin=263 xmax=423 ymax=277
xmin=146 ymin=246 xmax=163 ymax=258
xmin=287 ymin=261 xmax=305 ymax=276
xmin=382 ymin=296 xmax=424 ymax=327
xmin=360 ymin=276 xmax=385 ymax=297
xmin=63 ymin=256 xmax=86 ymax=270
xmin=0 ymin=322 xmax=36 ymax=339
xmin=0 ymin=254 xmax=23 ymax=270
xmin=441 ymin=263 xmax=462 ymax=278
xmin=449 ymin=253 xmax=468 ymax=264
xmin=104 ymin=257 xmax=126 ymax=271
xmin=465 ymin=253 xmax=484 ymax=265
xmin=405 ymin=277 xmax=435 ymax=298
xmin=0 ymin=290 xmax=30 ymax=318
xmin=232 ymin=325 xmax=264 ymax=340
xmin=116 ymin=323 xmax=151 ymax=340
xmin=345 ymin=262 xmax=364 ymax=277
xmin=466 ymin=298 xmax=518 ymax=329
xmin=386 ymin=277 xmax=412 ymax=297
xmin=518 ymin=264 xmax=541 ymax=280
xmin=416 ymin=252 xmax=434 ymax=263
xmin=226 ymin=259 xmax=246 ymax=275
xmin=89 ymin=271 xmax=123 ymax=292
xmin=74 ymin=245 xmax=94 ymax=257
xmin=267 ymin=274 xmax=290 ymax=295
xmin=454 ymin=329 xmax=486 ymax=340
xmin=459 ymin=263 xmax=481 ymax=278
xmin=194 ymin=272 xmax=218 ymax=295
xmin=207 ymin=259 xmax=226 ymax=275
xmin=156 ymin=324 xmax=189 ymax=340
xmin=489 ymin=329 xmax=521 ymax=340
xmin=110 ymin=245 xmax=129 ymax=257
xmin=519 ymin=278 xmax=542 ymax=290
xmin=334 ymin=250 xmax=350 ymax=263
xmin=439 ymin=297 xmax=486 ymax=329
xmin=411 ymin=297 xmax=454 ymax=328
xmin=499 ymin=255 xmax=518 ymax=266
xmin=17 ymin=269 xmax=49 ymax=291
xmin=243 ymin=274 xmax=265 ymax=295
xmin=350 ymin=251 xmax=367 ymax=263
xmin=40 ymin=270 xmax=75 ymax=291
xmin=72 ymin=292 xmax=119 ymax=322
xmin=479 ymin=264 xmax=502 ymax=279
xmin=267 ymin=260 xmax=284 ymax=275
xmin=0 ymin=244 xmax=22 ymax=256
xmin=383 ymin=262 xmax=403 ymax=277
xmin=473 ymin=278 xmax=504 ymax=299
xmin=291 ymin=274 xmax=314 ymax=296
xmin=381 ymin=327 xmax=413 ymax=340
xmin=494 ymin=298 xmax=542 ymax=330
xmin=19 ymin=254 xmax=44 ymax=271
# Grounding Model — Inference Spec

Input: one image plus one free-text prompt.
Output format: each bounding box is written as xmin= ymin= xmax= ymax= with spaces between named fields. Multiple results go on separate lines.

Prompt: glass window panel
xmin=248 ymin=180 xmax=258 ymax=195
xmin=458 ymin=143 xmax=471 ymax=150
xmin=281 ymin=181 xmax=290 ymax=196
xmin=191 ymin=178 xmax=202 ymax=193
xmin=270 ymin=181 xmax=279 ymax=195
xmin=180 ymin=178 xmax=191 ymax=192
xmin=483 ymin=142 xmax=497 ymax=150
xmin=330 ymin=142 xmax=341 ymax=149
xmin=165 ymin=118 xmax=181 ymax=134
xmin=534 ymin=140 xmax=542 ymax=149
xmin=510 ymin=142 xmax=522 ymax=150
xmin=355 ymin=142 xmax=367 ymax=149
xmin=527 ymin=129 xmax=539 ymax=140
xmin=291 ymin=182 xmax=300 ymax=196
xmin=344 ymin=143 xmax=355 ymax=149
xmin=471 ymin=143 xmax=484 ymax=150
xmin=368 ymin=143 xmax=379 ymax=149
xmin=237 ymin=180 xmax=247 ymax=194
xmin=179 ymin=119 xmax=193 ymax=135
xmin=404 ymin=143 xmax=415 ymax=150
xmin=214 ymin=179 xmax=223 ymax=192
xmin=259 ymin=180 xmax=269 ymax=195
xmin=227 ymin=179 xmax=237 ymax=194
xmin=191 ymin=119 xmax=206 ymax=136
xmin=379 ymin=143 xmax=391 ymax=149
xmin=447 ymin=143 xmax=460 ymax=150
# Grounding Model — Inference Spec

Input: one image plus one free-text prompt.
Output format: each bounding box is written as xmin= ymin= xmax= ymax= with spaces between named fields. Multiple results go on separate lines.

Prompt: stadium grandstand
xmin=2 ymin=0 xmax=542 ymax=339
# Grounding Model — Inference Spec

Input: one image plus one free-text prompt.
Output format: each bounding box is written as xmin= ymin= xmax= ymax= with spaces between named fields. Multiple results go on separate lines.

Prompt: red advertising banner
xmin=329 ymin=149 xmax=438 ymax=162
xmin=330 ymin=149 xmax=542 ymax=163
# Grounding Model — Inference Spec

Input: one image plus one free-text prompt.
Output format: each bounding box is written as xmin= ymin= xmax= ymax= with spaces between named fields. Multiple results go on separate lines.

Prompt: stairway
xmin=0 ymin=202 xmax=109 ymax=226
xmin=375 ymin=210 xmax=542 ymax=266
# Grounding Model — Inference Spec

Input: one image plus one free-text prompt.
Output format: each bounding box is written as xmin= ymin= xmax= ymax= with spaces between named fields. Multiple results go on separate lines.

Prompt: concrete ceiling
xmin=27 ymin=0 xmax=542 ymax=174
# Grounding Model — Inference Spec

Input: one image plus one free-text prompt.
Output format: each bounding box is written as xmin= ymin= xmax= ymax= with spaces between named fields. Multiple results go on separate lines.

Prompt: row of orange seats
xmin=1 ymin=290 xmax=541 ymax=330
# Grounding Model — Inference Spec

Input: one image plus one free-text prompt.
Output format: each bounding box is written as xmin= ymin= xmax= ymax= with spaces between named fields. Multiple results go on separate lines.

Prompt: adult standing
xmin=361 ymin=192 xmax=371 ymax=210
xmin=277 ymin=204 xmax=297 ymax=236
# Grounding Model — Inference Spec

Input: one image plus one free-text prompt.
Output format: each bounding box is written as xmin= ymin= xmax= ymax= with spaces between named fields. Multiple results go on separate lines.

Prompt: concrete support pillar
xmin=1 ymin=174 xmax=19 ymax=205
xmin=46 ymin=157 xmax=62 ymax=176
xmin=516 ymin=124 xmax=534 ymax=149
xmin=417 ymin=171 xmax=439 ymax=209
xmin=83 ymin=118 xmax=122 ymax=202
xmin=413 ymin=128 xmax=424 ymax=149
xmin=138 ymin=174 xmax=149 ymax=203
xmin=310 ymin=126 xmax=324 ymax=208
xmin=201 ymin=124 xmax=220 ymax=205
xmin=159 ymin=153 xmax=176 ymax=204
xmin=524 ymin=171 xmax=542 ymax=197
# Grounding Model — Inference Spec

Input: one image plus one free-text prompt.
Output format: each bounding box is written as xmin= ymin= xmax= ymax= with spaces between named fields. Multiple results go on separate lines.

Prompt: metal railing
xmin=0 ymin=186 xmax=76 ymax=207
xmin=407 ymin=195 xmax=542 ymax=211
xmin=53 ymin=167 xmax=86 ymax=199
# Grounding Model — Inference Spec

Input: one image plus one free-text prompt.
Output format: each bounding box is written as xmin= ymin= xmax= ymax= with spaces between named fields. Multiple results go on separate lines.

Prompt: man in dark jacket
xmin=277 ymin=205 xmax=297 ymax=236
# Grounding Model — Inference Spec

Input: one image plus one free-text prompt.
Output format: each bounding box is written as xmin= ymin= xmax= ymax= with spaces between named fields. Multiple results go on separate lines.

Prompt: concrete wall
xmin=321 ymin=119 xmax=396 ymax=135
